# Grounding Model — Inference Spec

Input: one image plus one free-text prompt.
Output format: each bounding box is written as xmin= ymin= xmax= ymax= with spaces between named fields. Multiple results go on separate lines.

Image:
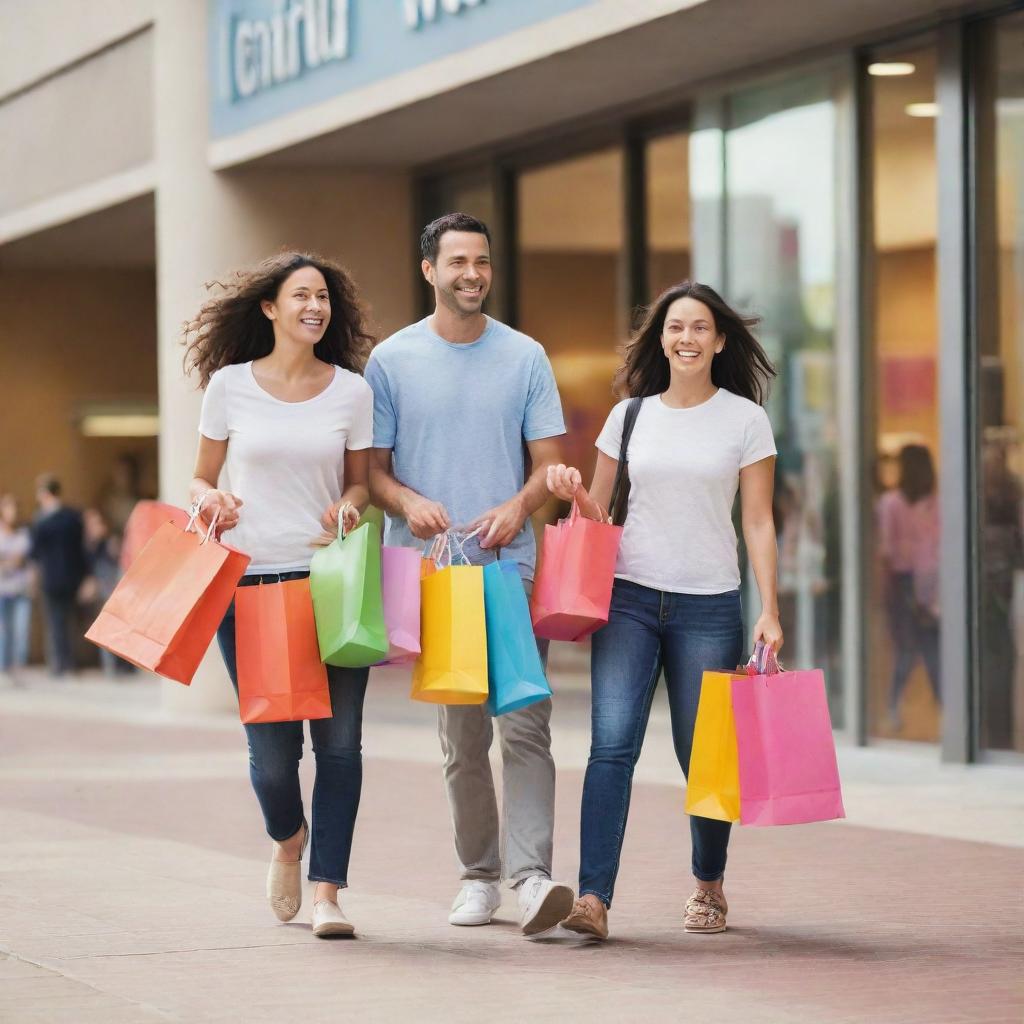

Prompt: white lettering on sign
xmin=403 ymin=0 xmax=485 ymax=31
xmin=233 ymin=0 xmax=350 ymax=100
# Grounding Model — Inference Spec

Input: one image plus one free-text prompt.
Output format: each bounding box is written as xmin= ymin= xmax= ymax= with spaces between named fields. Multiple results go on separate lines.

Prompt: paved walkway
xmin=0 ymin=669 xmax=1022 ymax=1023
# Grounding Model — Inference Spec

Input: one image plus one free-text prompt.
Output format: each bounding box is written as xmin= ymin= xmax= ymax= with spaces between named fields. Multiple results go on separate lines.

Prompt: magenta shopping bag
xmin=377 ymin=546 xmax=422 ymax=665
xmin=730 ymin=651 xmax=845 ymax=826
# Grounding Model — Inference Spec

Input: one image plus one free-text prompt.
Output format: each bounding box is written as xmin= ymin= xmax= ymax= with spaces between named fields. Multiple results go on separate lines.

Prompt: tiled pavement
xmin=0 ymin=669 xmax=1021 ymax=1024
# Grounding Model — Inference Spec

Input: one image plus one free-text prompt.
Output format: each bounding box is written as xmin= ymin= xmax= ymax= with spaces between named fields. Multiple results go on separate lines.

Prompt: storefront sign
xmin=210 ymin=0 xmax=595 ymax=137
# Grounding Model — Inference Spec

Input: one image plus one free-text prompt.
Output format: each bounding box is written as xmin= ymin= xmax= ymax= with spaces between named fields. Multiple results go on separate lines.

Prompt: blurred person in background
xmin=29 ymin=474 xmax=86 ymax=677
xmin=99 ymin=453 xmax=145 ymax=536
xmin=80 ymin=507 xmax=127 ymax=677
xmin=876 ymin=444 xmax=941 ymax=731
xmin=0 ymin=494 xmax=33 ymax=683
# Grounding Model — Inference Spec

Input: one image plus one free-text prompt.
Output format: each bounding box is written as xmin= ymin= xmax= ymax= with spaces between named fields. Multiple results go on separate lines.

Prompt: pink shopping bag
xmin=730 ymin=646 xmax=845 ymax=826
xmin=377 ymin=545 xmax=422 ymax=665
xmin=530 ymin=501 xmax=622 ymax=641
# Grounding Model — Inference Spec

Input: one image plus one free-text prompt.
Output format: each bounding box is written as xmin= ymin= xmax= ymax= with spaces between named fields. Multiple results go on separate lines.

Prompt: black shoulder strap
xmin=608 ymin=397 xmax=642 ymax=527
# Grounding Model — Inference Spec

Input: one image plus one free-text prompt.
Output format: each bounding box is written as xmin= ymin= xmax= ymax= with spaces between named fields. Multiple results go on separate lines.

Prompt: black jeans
xmin=42 ymin=591 xmax=76 ymax=675
xmin=216 ymin=571 xmax=369 ymax=887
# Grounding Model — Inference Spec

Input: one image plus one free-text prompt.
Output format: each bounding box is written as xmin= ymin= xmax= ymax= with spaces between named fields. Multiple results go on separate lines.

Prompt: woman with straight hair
xmin=184 ymin=251 xmax=375 ymax=937
xmin=549 ymin=281 xmax=782 ymax=940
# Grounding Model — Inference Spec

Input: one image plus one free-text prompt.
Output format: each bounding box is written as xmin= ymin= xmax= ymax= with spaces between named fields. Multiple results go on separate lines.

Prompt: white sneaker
xmin=517 ymin=875 xmax=575 ymax=936
xmin=448 ymin=880 xmax=502 ymax=926
xmin=312 ymin=898 xmax=355 ymax=938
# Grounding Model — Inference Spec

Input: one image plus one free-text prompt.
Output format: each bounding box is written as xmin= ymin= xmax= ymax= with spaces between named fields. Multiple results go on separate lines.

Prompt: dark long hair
xmin=615 ymin=281 xmax=776 ymax=404
xmin=183 ymin=251 xmax=374 ymax=387
xmin=898 ymin=444 xmax=935 ymax=504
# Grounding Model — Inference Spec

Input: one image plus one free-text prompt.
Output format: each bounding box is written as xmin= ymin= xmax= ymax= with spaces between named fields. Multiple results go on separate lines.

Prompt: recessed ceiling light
xmin=905 ymin=102 xmax=939 ymax=118
xmin=868 ymin=61 xmax=916 ymax=76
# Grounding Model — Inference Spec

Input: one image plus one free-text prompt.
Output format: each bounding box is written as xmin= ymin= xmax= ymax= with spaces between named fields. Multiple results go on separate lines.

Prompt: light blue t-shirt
xmin=365 ymin=316 xmax=565 ymax=578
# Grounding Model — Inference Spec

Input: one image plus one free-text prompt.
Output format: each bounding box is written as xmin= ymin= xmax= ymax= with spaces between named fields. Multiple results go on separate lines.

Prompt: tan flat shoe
xmin=561 ymin=896 xmax=608 ymax=940
xmin=266 ymin=820 xmax=309 ymax=922
xmin=312 ymin=898 xmax=355 ymax=938
xmin=684 ymin=886 xmax=728 ymax=933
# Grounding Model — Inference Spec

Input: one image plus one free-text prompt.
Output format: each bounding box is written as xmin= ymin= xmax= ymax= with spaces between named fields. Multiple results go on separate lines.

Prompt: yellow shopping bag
xmin=685 ymin=670 xmax=743 ymax=822
xmin=411 ymin=563 xmax=489 ymax=705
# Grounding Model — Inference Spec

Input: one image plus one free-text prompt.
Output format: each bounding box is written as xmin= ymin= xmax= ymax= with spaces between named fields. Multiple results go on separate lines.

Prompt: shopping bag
xmin=235 ymin=576 xmax=332 ymax=724
xmin=684 ymin=670 xmax=743 ymax=822
xmin=85 ymin=511 xmax=250 ymax=684
xmin=731 ymin=648 xmax=845 ymax=826
xmin=119 ymin=501 xmax=191 ymax=571
xmin=412 ymin=532 xmax=488 ymax=705
xmin=309 ymin=522 xmax=388 ymax=668
xmin=377 ymin=545 xmax=422 ymax=665
xmin=483 ymin=560 xmax=551 ymax=716
xmin=530 ymin=500 xmax=622 ymax=641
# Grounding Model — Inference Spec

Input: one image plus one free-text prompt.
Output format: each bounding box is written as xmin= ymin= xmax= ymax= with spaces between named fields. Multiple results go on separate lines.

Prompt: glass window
xmin=645 ymin=131 xmax=691 ymax=298
xmin=724 ymin=74 xmax=844 ymax=725
xmin=420 ymin=167 xmax=504 ymax=319
xmin=866 ymin=40 xmax=942 ymax=742
xmin=517 ymin=148 xmax=625 ymax=483
xmin=978 ymin=11 xmax=1024 ymax=754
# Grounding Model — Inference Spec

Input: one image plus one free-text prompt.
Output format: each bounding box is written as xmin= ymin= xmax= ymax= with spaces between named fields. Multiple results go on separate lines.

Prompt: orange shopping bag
xmin=119 ymin=501 xmax=191 ymax=572
xmin=86 ymin=511 xmax=249 ymax=684
xmin=234 ymin=576 xmax=332 ymax=724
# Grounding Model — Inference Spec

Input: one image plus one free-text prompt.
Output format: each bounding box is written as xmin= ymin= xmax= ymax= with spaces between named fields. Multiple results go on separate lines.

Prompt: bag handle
xmin=425 ymin=527 xmax=485 ymax=568
xmin=185 ymin=495 xmax=221 ymax=546
xmin=608 ymin=396 xmax=643 ymax=527
xmin=746 ymin=639 xmax=781 ymax=676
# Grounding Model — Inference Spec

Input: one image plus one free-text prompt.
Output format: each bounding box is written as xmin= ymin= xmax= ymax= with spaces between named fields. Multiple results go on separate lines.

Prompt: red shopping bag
xmin=119 ymin=501 xmax=191 ymax=571
xmin=235 ymin=576 xmax=332 ymax=724
xmin=730 ymin=645 xmax=845 ymax=826
xmin=530 ymin=501 xmax=622 ymax=641
xmin=86 ymin=513 xmax=250 ymax=684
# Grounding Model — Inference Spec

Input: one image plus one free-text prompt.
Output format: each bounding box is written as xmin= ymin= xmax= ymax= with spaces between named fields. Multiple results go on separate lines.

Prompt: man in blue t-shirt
xmin=367 ymin=212 xmax=574 ymax=936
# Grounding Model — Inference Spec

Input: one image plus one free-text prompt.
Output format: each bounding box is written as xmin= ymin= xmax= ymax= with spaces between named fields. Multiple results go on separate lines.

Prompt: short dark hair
xmin=36 ymin=473 xmax=61 ymax=497
xmin=420 ymin=212 xmax=491 ymax=264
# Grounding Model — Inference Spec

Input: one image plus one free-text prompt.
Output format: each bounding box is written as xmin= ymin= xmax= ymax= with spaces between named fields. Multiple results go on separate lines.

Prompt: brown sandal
xmin=561 ymin=896 xmax=609 ymax=940
xmin=684 ymin=887 xmax=728 ymax=933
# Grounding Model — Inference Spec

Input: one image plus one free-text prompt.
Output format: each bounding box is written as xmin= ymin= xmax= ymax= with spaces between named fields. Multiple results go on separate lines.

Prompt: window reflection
xmin=979 ymin=11 xmax=1024 ymax=753
xmin=646 ymin=132 xmax=691 ymax=298
xmin=867 ymin=41 xmax=942 ymax=742
xmin=724 ymin=77 xmax=844 ymax=724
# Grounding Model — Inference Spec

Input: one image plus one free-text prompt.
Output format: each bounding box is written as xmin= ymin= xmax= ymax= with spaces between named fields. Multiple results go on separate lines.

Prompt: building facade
xmin=1 ymin=0 xmax=1022 ymax=762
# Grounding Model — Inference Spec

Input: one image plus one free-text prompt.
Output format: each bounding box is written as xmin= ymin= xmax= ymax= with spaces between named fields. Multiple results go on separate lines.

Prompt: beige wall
xmin=0 ymin=267 xmax=158 ymax=513
xmin=0 ymin=30 xmax=154 ymax=215
xmin=0 ymin=0 xmax=154 ymax=99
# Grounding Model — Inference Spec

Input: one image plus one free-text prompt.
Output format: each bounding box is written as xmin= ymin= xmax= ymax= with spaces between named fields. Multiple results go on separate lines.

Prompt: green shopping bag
xmin=309 ymin=521 xmax=388 ymax=668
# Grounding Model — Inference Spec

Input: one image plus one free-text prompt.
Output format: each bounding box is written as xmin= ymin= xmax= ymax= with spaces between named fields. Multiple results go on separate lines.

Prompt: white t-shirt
xmin=596 ymin=390 xmax=777 ymax=594
xmin=198 ymin=361 xmax=374 ymax=573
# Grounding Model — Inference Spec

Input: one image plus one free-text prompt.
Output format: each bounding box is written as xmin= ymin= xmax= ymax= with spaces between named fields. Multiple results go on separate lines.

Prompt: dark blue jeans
xmin=216 ymin=571 xmax=369 ymax=888
xmin=580 ymin=579 xmax=744 ymax=906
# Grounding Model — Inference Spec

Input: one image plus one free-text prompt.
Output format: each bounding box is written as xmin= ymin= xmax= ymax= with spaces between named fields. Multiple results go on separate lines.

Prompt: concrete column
xmin=153 ymin=1 xmax=415 ymax=714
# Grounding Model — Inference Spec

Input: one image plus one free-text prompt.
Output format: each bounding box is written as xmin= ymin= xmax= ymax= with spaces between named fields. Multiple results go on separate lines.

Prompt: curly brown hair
xmin=615 ymin=281 xmax=775 ymax=404
xmin=183 ymin=251 xmax=375 ymax=387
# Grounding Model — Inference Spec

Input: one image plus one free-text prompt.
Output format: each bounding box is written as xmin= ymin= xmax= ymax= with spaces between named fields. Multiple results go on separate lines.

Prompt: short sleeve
xmin=740 ymin=406 xmax=777 ymax=468
xmin=523 ymin=346 xmax=566 ymax=441
xmin=347 ymin=379 xmax=374 ymax=450
xmin=198 ymin=369 xmax=229 ymax=441
xmin=364 ymin=353 xmax=397 ymax=449
xmin=595 ymin=401 xmax=628 ymax=460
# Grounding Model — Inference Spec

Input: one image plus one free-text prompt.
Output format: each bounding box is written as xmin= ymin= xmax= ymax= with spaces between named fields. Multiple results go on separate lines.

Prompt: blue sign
xmin=209 ymin=0 xmax=597 ymax=139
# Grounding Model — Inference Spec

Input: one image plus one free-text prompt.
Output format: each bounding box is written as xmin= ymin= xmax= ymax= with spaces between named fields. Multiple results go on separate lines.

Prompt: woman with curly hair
xmin=548 ymin=281 xmax=782 ymax=940
xmin=185 ymin=251 xmax=375 ymax=937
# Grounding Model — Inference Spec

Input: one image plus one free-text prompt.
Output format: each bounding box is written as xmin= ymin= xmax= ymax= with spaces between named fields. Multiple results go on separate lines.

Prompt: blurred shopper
xmin=366 ymin=213 xmax=574 ymax=936
xmin=29 ymin=475 xmax=86 ymax=677
xmin=876 ymin=444 xmax=941 ymax=730
xmin=80 ymin=508 xmax=125 ymax=677
xmin=0 ymin=494 xmax=33 ymax=682
xmin=547 ymin=282 xmax=780 ymax=940
xmin=185 ymin=251 xmax=374 ymax=938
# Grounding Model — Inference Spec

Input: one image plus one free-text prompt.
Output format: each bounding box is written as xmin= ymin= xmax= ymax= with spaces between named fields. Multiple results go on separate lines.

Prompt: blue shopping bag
xmin=483 ymin=560 xmax=551 ymax=716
